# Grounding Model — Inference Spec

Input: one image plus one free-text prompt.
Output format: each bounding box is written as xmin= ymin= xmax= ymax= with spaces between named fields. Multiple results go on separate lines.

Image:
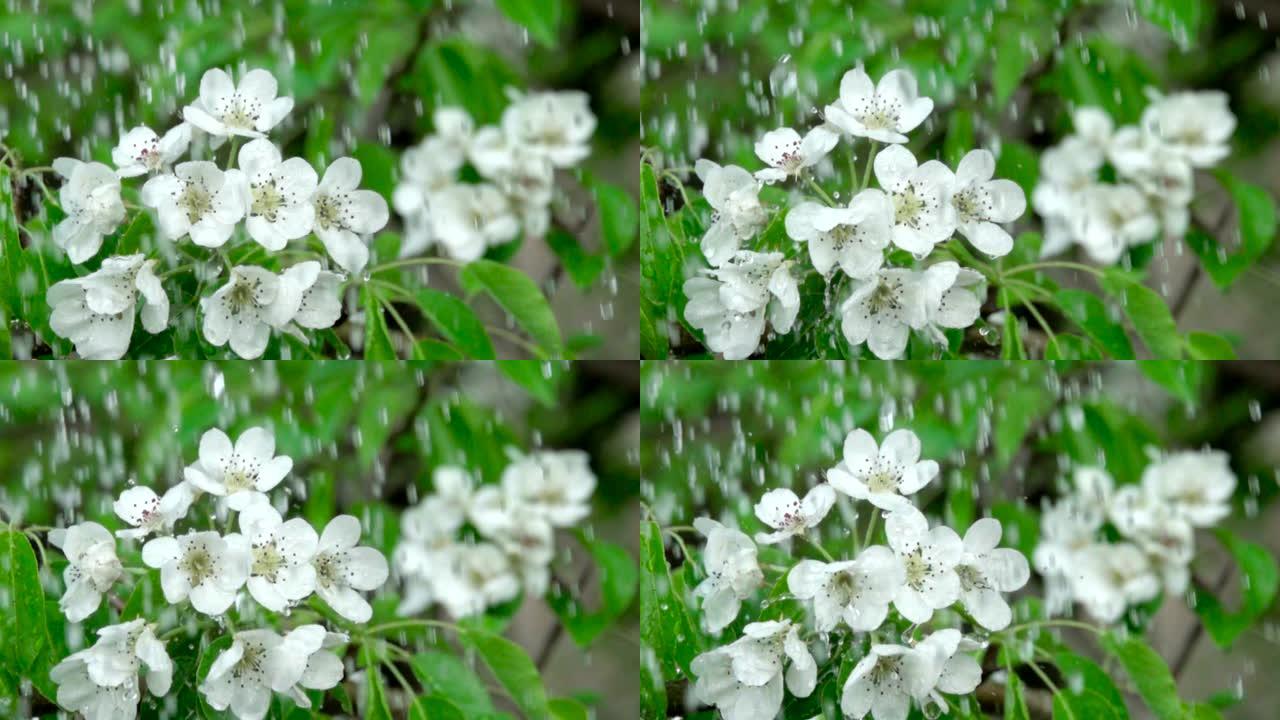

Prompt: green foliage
xmin=464 ymin=628 xmax=551 ymax=720
xmin=1101 ymin=634 xmax=1184 ymax=720
xmin=461 ymin=260 xmax=564 ymax=357
xmin=1193 ymin=529 xmax=1280 ymax=648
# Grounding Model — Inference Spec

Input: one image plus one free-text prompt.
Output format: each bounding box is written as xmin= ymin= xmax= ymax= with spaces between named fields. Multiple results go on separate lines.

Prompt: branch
xmin=1172 ymin=562 xmax=1233 ymax=678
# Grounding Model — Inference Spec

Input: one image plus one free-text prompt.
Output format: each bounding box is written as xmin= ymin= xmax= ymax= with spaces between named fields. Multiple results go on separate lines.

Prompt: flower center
xmin=234 ymin=641 xmax=266 ymax=680
xmin=218 ymin=96 xmax=261 ymax=131
xmin=830 ymin=570 xmax=860 ymax=602
xmin=857 ymin=96 xmax=902 ymax=131
xmin=178 ymin=182 xmax=213 ymax=225
xmin=952 ymin=187 xmax=990 ymax=223
xmin=957 ymin=563 xmax=988 ymax=591
xmin=314 ymin=193 xmax=344 ymax=230
xmin=181 ymin=546 xmax=215 ymax=585
xmin=227 ymin=280 xmax=260 ymax=314
xmin=869 ymin=655 xmax=902 ymax=684
xmin=893 ymin=185 xmax=926 ymax=227
xmin=830 ymin=225 xmax=854 ymax=251
xmin=313 ymin=551 xmax=343 ymax=587
xmin=252 ymin=541 xmax=284 ymax=581
xmin=867 ymin=279 xmax=903 ymax=315
xmin=904 ymin=549 xmax=930 ymax=587
xmin=251 ymin=178 xmax=285 ymax=221
xmin=865 ymin=466 xmax=900 ymax=493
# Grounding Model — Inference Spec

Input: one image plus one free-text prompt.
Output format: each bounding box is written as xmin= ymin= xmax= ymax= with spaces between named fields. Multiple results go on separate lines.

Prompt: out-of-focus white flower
xmin=785 ymin=189 xmax=893 ymax=278
xmin=692 ymin=517 xmax=763 ymax=633
xmin=141 ymin=161 xmax=245 ymax=247
xmin=838 ymin=268 xmax=928 ymax=360
xmin=47 ymin=254 xmax=168 ymax=360
xmin=49 ymin=522 xmax=122 ymax=622
xmin=434 ymin=542 xmax=520 ymax=619
xmin=311 ymin=515 xmax=389 ymax=623
xmin=753 ymin=484 xmax=836 ymax=544
xmin=429 ymin=183 xmax=519 ymax=262
xmin=947 ymin=149 xmax=1026 ymax=257
xmin=183 ymin=426 xmax=293 ymax=511
xmin=872 ymin=144 xmax=956 ymax=255
xmin=501 ymin=89 xmax=596 ymax=168
xmin=1141 ymin=90 xmax=1235 ymax=168
xmin=1108 ymin=484 xmax=1195 ymax=594
xmin=1071 ymin=542 xmax=1160 ymax=623
xmin=311 ymin=157 xmax=389 ymax=274
xmin=1032 ymin=496 xmax=1103 ymax=615
xmin=113 ymin=482 xmax=197 ymax=539
xmin=1141 ymin=449 xmax=1236 ymax=527
xmin=51 ymin=159 xmax=126 ymax=263
xmin=500 ymin=449 xmax=596 ymax=527
xmin=825 ymin=66 xmax=933 ymax=144
xmin=183 ymin=68 xmax=294 ymax=140
xmin=753 ymin=126 xmax=838 ymax=183
xmin=112 ymin=124 xmax=191 ymax=178
xmin=885 ymin=505 xmax=963 ymax=624
xmin=225 ymin=502 xmax=318 ymax=611
xmin=954 ymin=518 xmax=1030 ymax=631
xmin=788 ymin=545 xmax=902 ymax=632
xmin=694 ymin=159 xmax=768 ymax=266
xmin=225 ymin=139 xmax=317 ymax=251
xmin=1074 ymin=183 xmax=1159 ymax=264
xmin=141 ymin=530 xmax=250 ymax=615
xmin=828 ymin=428 xmax=938 ymax=509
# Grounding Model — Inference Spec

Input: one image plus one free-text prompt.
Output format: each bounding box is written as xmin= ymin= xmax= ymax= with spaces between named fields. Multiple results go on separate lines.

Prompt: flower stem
xmin=862 ymin=508 xmax=880 ymax=548
xmin=860 ymin=141 xmax=878 ymax=192
xmin=805 ymin=177 xmax=837 ymax=207
xmin=1003 ymin=261 xmax=1105 ymax=278
xmin=225 ymin=137 xmax=241 ymax=171
xmin=1002 ymin=618 xmax=1103 ymax=636
xmin=365 ymin=618 xmax=458 ymax=636
xmin=367 ymin=256 xmax=464 ymax=275
xmin=796 ymin=533 xmax=835 ymax=563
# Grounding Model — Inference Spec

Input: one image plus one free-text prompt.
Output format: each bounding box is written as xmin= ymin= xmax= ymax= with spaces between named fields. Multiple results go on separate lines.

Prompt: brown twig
xmin=1172 ymin=562 xmax=1234 ymax=678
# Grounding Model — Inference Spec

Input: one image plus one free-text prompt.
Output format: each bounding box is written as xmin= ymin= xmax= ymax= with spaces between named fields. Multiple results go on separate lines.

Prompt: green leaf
xmin=410 ymin=651 xmax=496 ymax=717
xmin=1138 ymin=360 xmax=1204 ymax=406
xmin=1100 ymin=274 xmax=1181 ymax=358
xmin=1194 ymin=528 xmax=1280 ymax=648
xmin=991 ymin=501 xmax=1040 ymax=559
xmin=0 ymin=164 xmax=25 ymax=319
xmin=2 ymin=531 xmax=49 ymax=673
xmin=994 ymin=28 xmax=1035 ymax=104
xmin=593 ymin=179 xmax=639 ymax=255
xmin=1186 ymin=172 xmax=1277 ymax=287
xmin=411 ymin=696 xmax=465 ymax=720
xmin=362 ymin=285 xmax=398 ymax=360
xmin=640 ymin=521 xmax=701 ymax=679
xmin=995 ymin=141 xmax=1040 ymax=201
xmin=1136 ymin=0 xmax=1204 ymax=45
xmin=1101 ymin=634 xmax=1181 ymax=720
xmin=1055 ymin=289 xmax=1134 ymax=358
xmin=495 ymin=0 xmax=563 ymax=47
xmin=546 ymin=228 xmax=605 ymax=289
xmin=355 ymin=22 xmax=419 ymax=108
xmin=639 ymin=162 xmax=685 ymax=358
xmin=549 ymin=697 xmax=590 ymax=720
xmin=196 ymin=635 xmax=234 ymax=720
xmin=463 ymin=628 xmax=550 ymax=720
xmin=361 ymin=645 xmax=395 ymax=720
xmin=415 ymin=288 xmax=496 ymax=359
xmin=1051 ymin=651 xmax=1128 ymax=720
xmin=350 ymin=142 xmax=398 ymax=200
xmin=944 ymin=109 xmax=974 ymax=167
xmin=498 ymin=360 xmax=560 ymax=407
xmin=1004 ymin=670 xmax=1030 ymax=720
xmin=1185 ymin=331 xmax=1236 ymax=359
xmin=460 ymin=260 xmax=562 ymax=356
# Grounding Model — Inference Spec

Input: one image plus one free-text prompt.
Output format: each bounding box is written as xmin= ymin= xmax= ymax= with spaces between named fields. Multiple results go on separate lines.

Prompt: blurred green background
xmin=1 ymin=0 xmax=641 ymax=358
xmin=641 ymin=0 xmax=1280 ymax=358
xmin=642 ymin=360 xmax=1280 ymax=719
xmin=0 ymin=360 xmax=640 ymax=719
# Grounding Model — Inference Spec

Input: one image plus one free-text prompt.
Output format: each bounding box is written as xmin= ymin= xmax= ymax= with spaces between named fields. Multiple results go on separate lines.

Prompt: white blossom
xmin=112 ymin=124 xmax=191 ymax=178
xmin=918 ymin=261 xmax=985 ymax=344
xmin=1032 ymin=496 xmax=1103 ymax=615
xmin=113 ymin=482 xmax=197 ymax=539
xmin=684 ymin=251 xmax=799 ymax=360
xmin=695 ymin=159 xmax=768 ymax=266
xmin=225 ymin=139 xmax=317 ymax=251
xmin=501 ymin=89 xmax=596 ymax=168
xmin=947 ymin=149 xmax=1026 ymax=257
xmin=872 ymin=144 xmax=956 ymax=255
xmin=1141 ymin=449 xmax=1236 ymax=527
xmin=824 ymin=66 xmax=933 ymax=144
xmin=311 ymin=157 xmax=390 ymax=273
xmin=787 ymin=545 xmax=902 ymax=632
xmin=270 ymin=625 xmax=347 ymax=708
xmin=47 ymin=254 xmax=169 ymax=360
xmin=1141 ymin=90 xmax=1235 ymax=168
xmin=691 ymin=620 xmax=815 ymax=720
xmin=51 ymin=159 xmax=126 ymax=263
xmin=141 ymin=530 xmax=250 ymax=615
xmin=1073 ymin=184 xmax=1158 ymax=264
xmin=433 ymin=541 xmax=521 ymax=619
xmin=785 ymin=189 xmax=893 ymax=278
xmin=312 ymin=515 xmax=389 ymax=623
xmin=200 ymin=263 xmax=321 ymax=358
xmin=753 ymin=126 xmax=838 ymax=183
xmin=183 ymin=68 xmax=294 ymax=140
xmin=838 ymin=268 xmax=928 ymax=360
xmin=828 ymin=428 xmax=938 ymax=510
xmin=429 ymin=183 xmax=519 ymax=262
xmin=915 ymin=629 xmax=984 ymax=715
xmin=183 ymin=426 xmax=293 ymax=510
xmin=50 ymin=619 xmax=171 ymax=720
xmin=225 ymin=502 xmax=318 ymax=611
xmin=752 ymin=484 xmax=836 ymax=544
xmin=884 ymin=505 xmax=963 ymax=624
xmin=1071 ymin=542 xmax=1160 ymax=623
xmin=954 ymin=518 xmax=1030 ymax=631
xmin=198 ymin=629 xmax=285 ymax=720
xmin=48 ymin=522 xmax=122 ymax=622
xmin=499 ymin=449 xmax=596 ymax=527
xmin=141 ymin=161 xmax=245 ymax=247
xmin=692 ymin=517 xmax=763 ymax=634
xmin=840 ymin=639 xmax=937 ymax=720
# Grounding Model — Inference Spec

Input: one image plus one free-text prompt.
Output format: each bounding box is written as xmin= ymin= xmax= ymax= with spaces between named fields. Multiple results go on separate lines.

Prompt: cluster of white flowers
xmin=1034 ymin=451 xmax=1236 ymax=623
xmin=1034 ymin=93 xmax=1235 ymax=263
xmin=685 ymin=66 xmax=1027 ymax=359
xmin=48 ymin=425 xmax=390 ymax=720
xmin=394 ymin=449 xmax=596 ymax=619
xmin=392 ymin=91 xmax=596 ymax=261
xmin=690 ymin=428 xmax=1030 ymax=720
xmin=46 ymin=66 xmax=390 ymax=359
